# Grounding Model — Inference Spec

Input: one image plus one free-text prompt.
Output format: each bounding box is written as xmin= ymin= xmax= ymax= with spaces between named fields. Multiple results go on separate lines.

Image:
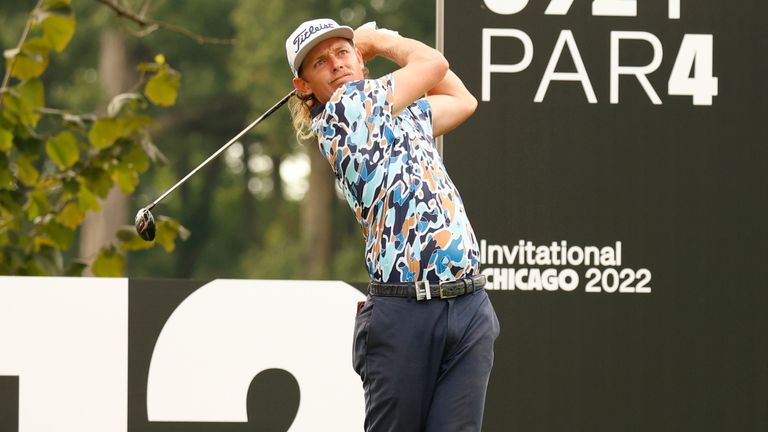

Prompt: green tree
xmin=0 ymin=0 xmax=186 ymax=276
xmin=0 ymin=0 xmax=437 ymax=280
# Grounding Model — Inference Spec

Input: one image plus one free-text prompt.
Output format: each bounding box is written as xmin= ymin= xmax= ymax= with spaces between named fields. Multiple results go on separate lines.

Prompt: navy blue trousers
xmin=353 ymin=288 xmax=500 ymax=432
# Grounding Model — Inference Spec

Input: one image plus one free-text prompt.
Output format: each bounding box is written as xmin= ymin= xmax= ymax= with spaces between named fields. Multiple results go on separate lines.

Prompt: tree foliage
xmin=0 ymin=0 xmax=436 ymax=281
xmin=0 ymin=0 xmax=186 ymax=276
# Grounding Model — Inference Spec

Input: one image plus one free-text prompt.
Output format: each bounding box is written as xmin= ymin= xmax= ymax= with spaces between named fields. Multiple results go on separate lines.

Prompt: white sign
xmin=0 ymin=277 xmax=366 ymax=432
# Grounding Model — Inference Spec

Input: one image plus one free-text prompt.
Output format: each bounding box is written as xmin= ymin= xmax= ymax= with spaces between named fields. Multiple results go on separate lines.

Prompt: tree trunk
xmin=301 ymin=139 xmax=333 ymax=279
xmin=173 ymin=157 xmax=224 ymax=278
xmin=241 ymin=141 xmax=257 ymax=243
xmin=79 ymin=30 xmax=133 ymax=274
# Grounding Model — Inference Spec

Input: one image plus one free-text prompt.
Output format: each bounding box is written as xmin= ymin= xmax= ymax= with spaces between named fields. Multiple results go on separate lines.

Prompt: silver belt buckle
xmin=415 ymin=280 xmax=431 ymax=301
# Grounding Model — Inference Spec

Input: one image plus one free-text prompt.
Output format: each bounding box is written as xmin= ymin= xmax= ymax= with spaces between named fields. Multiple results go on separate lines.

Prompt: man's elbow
xmin=412 ymin=51 xmax=449 ymax=87
xmin=462 ymin=91 xmax=478 ymax=119
xmin=432 ymin=54 xmax=450 ymax=82
xmin=467 ymin=92 xmax=478 ymax=114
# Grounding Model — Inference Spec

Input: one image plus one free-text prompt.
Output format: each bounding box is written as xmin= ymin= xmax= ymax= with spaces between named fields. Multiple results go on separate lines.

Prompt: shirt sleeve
xmin=412 ymin=98 xmax=434 ymax=141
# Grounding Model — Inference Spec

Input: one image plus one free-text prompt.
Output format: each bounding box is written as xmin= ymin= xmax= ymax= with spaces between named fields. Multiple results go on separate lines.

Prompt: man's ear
xmin=293 ymin=76 xmax=313 ymax=96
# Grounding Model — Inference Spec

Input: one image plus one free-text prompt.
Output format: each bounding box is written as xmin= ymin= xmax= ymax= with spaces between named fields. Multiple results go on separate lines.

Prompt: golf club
xmin=135 ymin=89 xmax=296 ymax=241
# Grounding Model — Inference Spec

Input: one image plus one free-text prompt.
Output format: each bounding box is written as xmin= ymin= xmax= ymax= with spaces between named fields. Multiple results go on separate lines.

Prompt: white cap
xmin=286 ymin=18 xmax=354 ymax=77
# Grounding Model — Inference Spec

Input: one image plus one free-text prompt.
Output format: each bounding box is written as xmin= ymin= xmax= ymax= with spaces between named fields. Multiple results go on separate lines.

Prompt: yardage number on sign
xmin=480 ymin=0 xmax=718 ymax=106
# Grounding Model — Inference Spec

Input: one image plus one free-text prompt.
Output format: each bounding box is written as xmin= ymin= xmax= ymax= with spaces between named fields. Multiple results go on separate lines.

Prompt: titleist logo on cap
xmin=293 ymin=22 xmax=335 ymax=54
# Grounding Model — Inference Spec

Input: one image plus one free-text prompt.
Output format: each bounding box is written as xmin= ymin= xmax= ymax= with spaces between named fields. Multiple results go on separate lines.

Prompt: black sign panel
xmin=0 ymin=376 xmax=18 ymax=432
xmin=441 ymin=1 xmax=767 ymax=430
xmin=127 ymin=279 xmax=300 ymax=432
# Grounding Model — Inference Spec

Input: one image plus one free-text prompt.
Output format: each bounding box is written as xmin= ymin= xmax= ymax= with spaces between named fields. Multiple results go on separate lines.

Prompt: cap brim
xmin=292 ymin=26 xmax=354 ymax=76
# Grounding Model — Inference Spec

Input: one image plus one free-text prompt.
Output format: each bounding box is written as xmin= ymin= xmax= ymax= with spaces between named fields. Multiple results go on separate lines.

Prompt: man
xmin=285 ymin=18 xmax=499 ymax=432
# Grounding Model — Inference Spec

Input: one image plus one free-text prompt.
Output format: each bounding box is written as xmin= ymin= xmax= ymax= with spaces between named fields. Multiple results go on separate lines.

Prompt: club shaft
xmin=146 ymin=89 xmax=296 ymax=211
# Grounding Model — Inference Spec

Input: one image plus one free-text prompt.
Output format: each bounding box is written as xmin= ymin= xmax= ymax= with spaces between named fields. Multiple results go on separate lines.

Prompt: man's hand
xmin=353 ymin=27 xmax=448 ymax=114
xmin=353 ymin=23 xmax=400 ymax=62
xmin=352 ymin=28 xmax=381 ymax=62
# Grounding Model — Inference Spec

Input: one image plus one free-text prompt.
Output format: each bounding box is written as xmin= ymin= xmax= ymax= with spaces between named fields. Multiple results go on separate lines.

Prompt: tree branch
xmin=0 ymin=0 xmax=44 ymax=107
xmin=94 ymin=0 xmax=235 ymax=45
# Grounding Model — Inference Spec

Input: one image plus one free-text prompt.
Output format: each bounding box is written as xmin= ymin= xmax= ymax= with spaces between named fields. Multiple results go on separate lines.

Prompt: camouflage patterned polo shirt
xmin=312 ymin=73 xmax=480 ymax=283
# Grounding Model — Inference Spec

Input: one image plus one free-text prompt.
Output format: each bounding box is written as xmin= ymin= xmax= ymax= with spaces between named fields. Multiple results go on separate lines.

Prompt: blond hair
xmin=289 ymin=91 xmax=320 ymax=141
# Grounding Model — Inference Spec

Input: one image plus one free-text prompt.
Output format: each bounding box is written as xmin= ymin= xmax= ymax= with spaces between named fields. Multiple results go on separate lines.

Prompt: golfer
xmin=286 ymin=18 xmax=499 ymax=432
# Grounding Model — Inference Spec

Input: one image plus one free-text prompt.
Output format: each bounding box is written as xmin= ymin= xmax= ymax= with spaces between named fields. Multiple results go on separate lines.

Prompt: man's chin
xmin=331 ymin=75 xmax=352 ymax=86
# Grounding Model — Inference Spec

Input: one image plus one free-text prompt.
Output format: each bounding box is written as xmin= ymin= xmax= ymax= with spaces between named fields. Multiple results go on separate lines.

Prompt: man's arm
xmin=353 ymin=28 xmax=477 ymax=137
xmin=353 ymin=28 xmax=448 ymax=115
xmin=426 ymin=71 xmax=477 ymax=137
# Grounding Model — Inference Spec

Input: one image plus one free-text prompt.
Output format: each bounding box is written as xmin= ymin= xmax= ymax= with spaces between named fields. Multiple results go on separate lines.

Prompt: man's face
xmin=293 ymin=37 xmax=365 ymax=104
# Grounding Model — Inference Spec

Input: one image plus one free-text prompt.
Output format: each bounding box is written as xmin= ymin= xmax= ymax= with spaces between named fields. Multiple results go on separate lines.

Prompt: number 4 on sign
xmin=668 ymin=34 xmax=718 ymax=106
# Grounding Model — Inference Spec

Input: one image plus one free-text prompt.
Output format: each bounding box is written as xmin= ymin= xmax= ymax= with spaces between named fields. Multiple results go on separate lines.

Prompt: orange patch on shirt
xmin=405 ymin=244 xmax=420 ymax=279
xmin=439 ymin=194 xmax=456 ymax=220
xmin=433 ymin=229 xmax=452 ymax=249
xmin=401 ymin=214 xmax=416 ymax=236
xmin=423 ymin=167 xmax=438 ymax=191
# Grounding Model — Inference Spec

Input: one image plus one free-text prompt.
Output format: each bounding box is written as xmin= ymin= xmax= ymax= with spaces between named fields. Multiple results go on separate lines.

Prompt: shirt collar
xmin=310 ymin=101 xmax=325 ymax=118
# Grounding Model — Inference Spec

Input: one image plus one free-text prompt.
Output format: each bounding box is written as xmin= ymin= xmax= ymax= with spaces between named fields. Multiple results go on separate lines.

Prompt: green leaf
xmin=14 ymin=156 xmax=39 ymax=186
xmin=26 ymin=188 xmax=49 ymax=220
xmin=155 ymin=216 xmax=190 ymax=252
xmin=4 ymin=78 xmax=45 ymax=127
xmin=121 ymin=115 xmax=154 ymax=136
xmin=20 ymin=259 xmax=46 ymax=276
xmin=122 ymin=144 xmax=150 ymax=173
xmin=33 ymin=245 xmax=64 ymax=275
xmin=2 ymin=94 xmax=26 ymax=126
xmin=117 ymin=226 xmax=154 ymax=251
xmin=62 ymin=178 xmax=79 ymax=196
xmin=64 ymin=260 xmax=87 ymax=276
xmin=0 ymin=129 xmax=12 ymax=153
xmin=42 ymin=221 xmax=74 ymax=249
xmin=45 ymin=131 xmax=79 ymax=169
xmin=92 ymin=246 xmax=125 ymax=277
xmin=89 ymin=118 xmax=123 ymax=150
xmin=41 ymin=15 xmax=75 ymax=53
xmin=144 ymin=68 xmax=181 ymax=106
xmin=77 ymin=182 xmax=100 ymax=212
xmin=13 ymin=135 xmax=43 ymax=157
xmin=19 ymin=77 xmax=45 ymax=108
xmin=0 ymin=153 xmax=14 ymax=190
xmin=112 ymin=162 xmax=139 ymax=193
xmin=56 ymin=202 xmax=85 ymax=229
xmin=82 ymin=168 xmax=113 ymax=197
xmin=0 ymin=190 xmax=24 ymax=215
xmin=8 ymin=38 xmax=51 ymax=80
xmin=116 ymin=227 xmax=137 ymax=242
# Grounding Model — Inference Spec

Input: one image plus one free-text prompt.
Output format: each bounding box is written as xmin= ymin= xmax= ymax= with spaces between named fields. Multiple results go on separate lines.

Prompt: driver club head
xmin=135 ymin=207 xmax=156 ymax=242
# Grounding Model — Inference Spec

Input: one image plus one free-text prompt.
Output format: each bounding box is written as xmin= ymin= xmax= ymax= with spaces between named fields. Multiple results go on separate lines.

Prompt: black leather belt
xmin=369 ymin=275 xmax=486 ymax=301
